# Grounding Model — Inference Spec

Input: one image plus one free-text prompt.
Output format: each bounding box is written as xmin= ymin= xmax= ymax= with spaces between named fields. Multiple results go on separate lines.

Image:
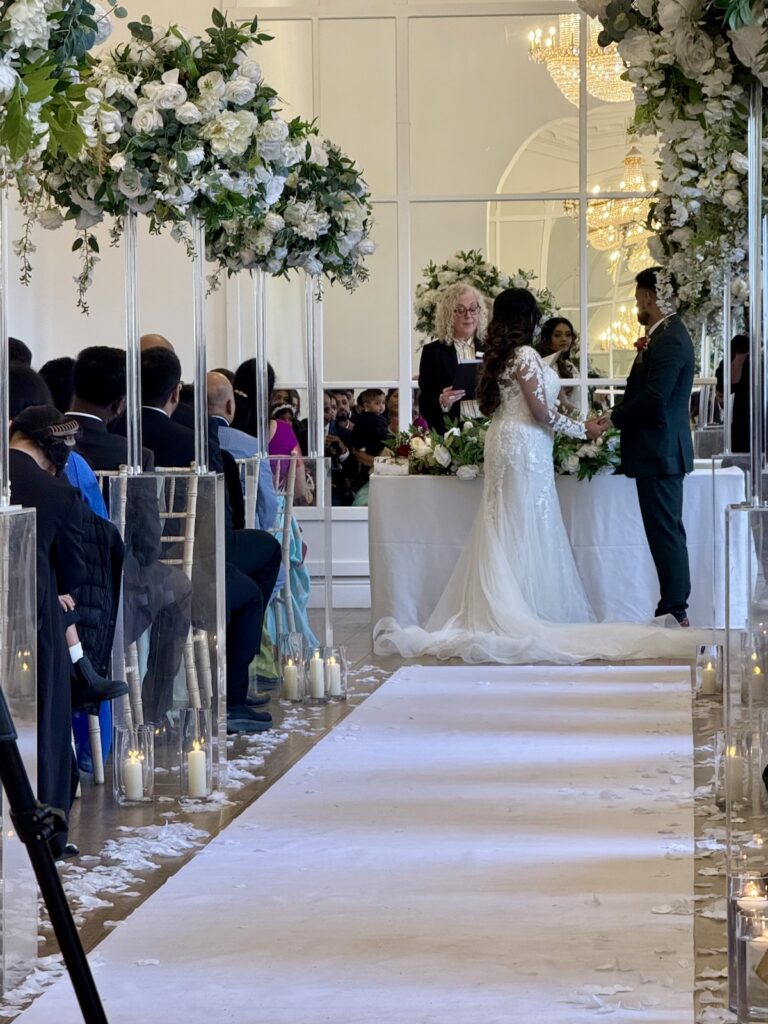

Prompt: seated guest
xmin=9 ymin=336 xmax=33 ymax=366
xmin=350 ymin=388 xmax=391 ymax=507
xmin=330 ymin=389 xmax=355 ymax=438
xmin=715 ymin=333 xmax=750 ymax=453
xmin=207 ymin=370 xmax=278 ymax=531
xmin=39 ymin=356 xmax=76 ymax=413
xmin=70 ymin=346 xmax=195 ymax=725
xmin=118 ymin=347 xmax=280 ymax=732
xmin=385 ymin=388 xmax=428 ymax=434
xmin=9 ymin=406 xmax=127 ymax=859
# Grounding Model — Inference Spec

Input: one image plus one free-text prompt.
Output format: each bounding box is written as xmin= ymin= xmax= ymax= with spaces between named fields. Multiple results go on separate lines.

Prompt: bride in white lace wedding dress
xmin=374 ymin=288 xmax=700 ymax=664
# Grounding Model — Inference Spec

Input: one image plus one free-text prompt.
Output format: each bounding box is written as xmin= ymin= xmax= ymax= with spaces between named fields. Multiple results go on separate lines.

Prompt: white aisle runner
xmin=16 ymin=665 xmax=695 ymax=1024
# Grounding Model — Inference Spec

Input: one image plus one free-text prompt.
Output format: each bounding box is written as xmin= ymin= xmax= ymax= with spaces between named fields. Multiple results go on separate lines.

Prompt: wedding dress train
xmin=374 ymin=346 xmax=702 ymax=664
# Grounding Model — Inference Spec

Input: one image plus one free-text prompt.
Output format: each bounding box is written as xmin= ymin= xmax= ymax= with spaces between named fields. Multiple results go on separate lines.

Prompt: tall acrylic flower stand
xmin=0 ymin=508 xmax=40 ymax=991
xmin=109 ymin=470 xmax=227 ymax=790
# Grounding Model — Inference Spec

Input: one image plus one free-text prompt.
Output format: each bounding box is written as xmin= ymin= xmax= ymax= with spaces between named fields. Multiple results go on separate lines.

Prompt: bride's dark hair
xmin=477 ymin=288 xmax=541 ymax=416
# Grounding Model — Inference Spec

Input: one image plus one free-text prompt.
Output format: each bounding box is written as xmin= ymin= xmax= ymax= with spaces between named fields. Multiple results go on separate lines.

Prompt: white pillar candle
xmin=309 ymin=652 xmax=325 ymax=698
xmin=700 ymin=661 xmax=717 ymax=695
xmin=327 ymin=657 xmax=342 ymax=696
xmin=727 ymin=745 xmax=744 ymax=805
xmin=752 ymin=665 xmax=767 ymax=702
xmin=124 ymin=753 xmax=143 ymax=801
xmin=187 ymin=741 xmax=208 ymax=798
xmin=747 ymin=936 xmax=768 ymax=999
xmin=283 ymin=659 xmax=299 ymax=701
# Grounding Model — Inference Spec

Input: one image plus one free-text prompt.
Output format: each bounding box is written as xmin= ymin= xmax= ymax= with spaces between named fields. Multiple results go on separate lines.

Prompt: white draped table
xmin=369 ymin=464 xmax=749 ymax=630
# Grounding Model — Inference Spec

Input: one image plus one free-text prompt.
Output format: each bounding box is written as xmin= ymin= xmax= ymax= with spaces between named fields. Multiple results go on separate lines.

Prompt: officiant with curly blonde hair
xmin=418 ymin=281 xmax=489 ymax=430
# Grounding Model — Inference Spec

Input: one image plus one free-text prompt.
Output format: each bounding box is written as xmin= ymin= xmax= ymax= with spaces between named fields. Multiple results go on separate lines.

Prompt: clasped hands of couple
xmin=585 ymin=416 xmax=611 ymax=440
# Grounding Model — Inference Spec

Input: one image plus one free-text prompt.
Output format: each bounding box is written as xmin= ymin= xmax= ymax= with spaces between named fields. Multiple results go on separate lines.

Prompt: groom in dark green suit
xmin=604 ymin=267 xmax=694 ymax=625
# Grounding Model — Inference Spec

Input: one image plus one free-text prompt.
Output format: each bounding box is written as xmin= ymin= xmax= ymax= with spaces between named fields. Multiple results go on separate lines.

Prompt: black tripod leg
xmin=0 ymin=737 xmax=108 ymax=1024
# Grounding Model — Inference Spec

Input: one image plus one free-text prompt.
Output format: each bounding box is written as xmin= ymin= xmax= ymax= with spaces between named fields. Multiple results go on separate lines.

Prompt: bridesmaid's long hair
xmin=477 ymin=288 xmax=541 ymax=416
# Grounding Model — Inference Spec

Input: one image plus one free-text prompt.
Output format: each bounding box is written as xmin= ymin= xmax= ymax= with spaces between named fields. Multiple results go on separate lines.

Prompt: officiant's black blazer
xmin=611 ymin=313 xmax=694 ymax=478
xmin=418 ymin=341 xmax=459 ymax=431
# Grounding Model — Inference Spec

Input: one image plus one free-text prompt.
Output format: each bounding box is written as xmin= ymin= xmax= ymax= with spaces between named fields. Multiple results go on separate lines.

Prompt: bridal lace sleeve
xmin=514 ymin=347 xmax=586 ymax=439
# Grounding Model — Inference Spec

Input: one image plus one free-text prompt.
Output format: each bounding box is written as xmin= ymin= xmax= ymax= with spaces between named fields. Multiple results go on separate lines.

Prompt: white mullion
xmin=396 ymin=12 xmax=413 ymax=432
xmin=578 ymin=13 xmax=589 ymax=417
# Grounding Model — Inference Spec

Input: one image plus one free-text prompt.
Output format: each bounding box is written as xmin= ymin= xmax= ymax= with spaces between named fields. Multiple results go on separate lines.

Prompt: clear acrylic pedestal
xmin=0 ymin=508 xmax=39 ymax=991
xmin=110 ymin=471 xmax=227 ymax=791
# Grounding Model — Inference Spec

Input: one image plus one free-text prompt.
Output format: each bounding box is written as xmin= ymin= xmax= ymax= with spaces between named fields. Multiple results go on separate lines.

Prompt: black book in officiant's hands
xmin=452 ymin=360 xmax=482 ymax=401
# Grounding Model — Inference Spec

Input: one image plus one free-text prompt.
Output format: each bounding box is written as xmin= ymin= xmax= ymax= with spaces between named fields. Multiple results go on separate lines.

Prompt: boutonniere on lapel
xmin=634 ymin=336 xmax=648 ymax=363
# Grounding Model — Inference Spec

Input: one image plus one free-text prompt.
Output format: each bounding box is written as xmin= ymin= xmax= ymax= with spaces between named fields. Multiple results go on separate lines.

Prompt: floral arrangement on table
xmin=0 ymin=0 xmax=125 ymax=182
xmin=384 ymin=419 xmax=490 ymax=480
xmin=553 ymin=428 xmax=621 ymax=481
xmin=578 ymin=0 xmax=768 ymax=319
xmin=413 ymin=249 xmax=559 ymax=338
xmin=383 ymin=416 xmax=621 ymax=481
xmin=29 ymin=8 xmax=374 ymax=308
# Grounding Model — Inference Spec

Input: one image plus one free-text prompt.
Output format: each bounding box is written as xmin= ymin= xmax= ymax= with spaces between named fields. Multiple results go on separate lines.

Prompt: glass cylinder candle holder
xmin=742 ymin=633 xmax=768 ymax=706
xmin=306 ymin=647 xmax=327 ymax=702
xmin=278 ymin=632 xmax=307 ymax=702
xmin=179 ymin=707 xmax=212 ymax=800
xmin=323 ymin=645 xmax=348 ymax=702
xmin=696 ymin=642 xmax=723 ymax=697
xmin=729 ymin=873 xmax=768 ymax=1011
xmin=738 ymin=909 xmax=768 ymax=1021
xmin=113 ymin=725 xmax=154 ymax=804
xmin=726 ymin=731 xmax=751 ymax=811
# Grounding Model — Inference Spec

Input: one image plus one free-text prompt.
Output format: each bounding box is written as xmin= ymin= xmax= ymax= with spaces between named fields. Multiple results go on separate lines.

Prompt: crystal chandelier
xmin=564 ymin=146 xmax=657 ymax=280
xmin=527 ymin=14 xmax=633 ymax=108
xmin=598 ymin=303 xmax=639 ymax=351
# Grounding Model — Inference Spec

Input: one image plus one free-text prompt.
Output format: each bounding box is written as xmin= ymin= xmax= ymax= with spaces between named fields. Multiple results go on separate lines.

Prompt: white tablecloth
xmin=369 ymin=466 xmax=749 ymax=629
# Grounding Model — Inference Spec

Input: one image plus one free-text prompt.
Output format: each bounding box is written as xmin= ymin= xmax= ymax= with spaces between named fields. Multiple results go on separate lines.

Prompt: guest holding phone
xmin=417 ymin=283 xmax=488 ymax=430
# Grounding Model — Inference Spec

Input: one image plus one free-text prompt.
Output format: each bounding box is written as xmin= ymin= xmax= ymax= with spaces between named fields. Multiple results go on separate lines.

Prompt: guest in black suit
xmin=119 ymin=347 xmax=280 ymax=730
xmin=418 ymin=282 xmax=489 ymax=430
xmin=71 ymin=346 xmax=195 ymax=724
xmin=604 ymin=267 xmax=695 ymax=625
xmin=715 ymin=333 xmax=750 ymax=454
xmin=39 ymin=356 xmax=76 ymax=413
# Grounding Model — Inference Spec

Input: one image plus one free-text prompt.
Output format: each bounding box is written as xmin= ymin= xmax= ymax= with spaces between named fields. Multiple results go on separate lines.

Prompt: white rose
xmin=264 ymin=212 xmax=284 ymax=233
xmin=175 ymin=102 xmax=202 ymax=125
xmin=256 ymin=118 xmax=290 ymax=161
xmin=358 ymin=238 xmax=376 ymax=256
xmin=118 ymin=167 xmax=144 ymax=199
xmin=437 ymin=270 xmax=457 ymax=285
xmin=562 ymin=454 xmax=580 ymax=474
xmin=224 ymin=77 xmax=257 ymax=106
xmin=673 ymin=23 xmax=715 ymax=77
xmin=141 ymin=82 xmax=161 ymax=102
xmin=723 ymin=189 xmax=744 ymax=211
xmin=109 ymin=152 xmax=127 ymax=172
xmin=434 ymin=444 xmax=452 ymax=468
xmin=410 ymin=437 xmax=430 ymax=457
xmin=8 ymin=0 xmax=49 ymax=50
xmin=456 ymin=465 xmax=479 ymax=481
xmin=235 ymin=56 xmax=263 ymax=83
xmin=307 ymin=137 xmax=329 ymax=167
xmin=657 ymin=0 xmax=703 ymax=32
xmin=38 ymin=208 xmax=63 ymax=230
xmin=0 ymin=63 xmax=19 ymax=103
xmin=132 ymin=102 xmax=163 ymax=135
xmin=155 ymin=83 xmax=188 ymax=110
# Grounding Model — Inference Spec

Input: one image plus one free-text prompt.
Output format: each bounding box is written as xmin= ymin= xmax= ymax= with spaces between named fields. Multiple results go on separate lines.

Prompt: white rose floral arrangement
xmin=384 ymin=419 xmax=489 ymax=478
xmin=413 ymin=249 xmax=559 ymax=339
xmin=579 ymin=0 xmax=768 ymax=320
xmin=0 ymin=0 xmax=125 ymax=182
xmin=204 ymin=133 xmax=374 ymax=291
xmin=553 ymin=426 xmax=621 ymax=480
xmin=30 ymin=8 xmax=374 ymax=308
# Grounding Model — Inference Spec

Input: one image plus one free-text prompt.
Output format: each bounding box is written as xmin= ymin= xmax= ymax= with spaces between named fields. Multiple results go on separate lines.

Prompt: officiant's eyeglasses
xmin=454 ymin=305 xmax=480 ymax=316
